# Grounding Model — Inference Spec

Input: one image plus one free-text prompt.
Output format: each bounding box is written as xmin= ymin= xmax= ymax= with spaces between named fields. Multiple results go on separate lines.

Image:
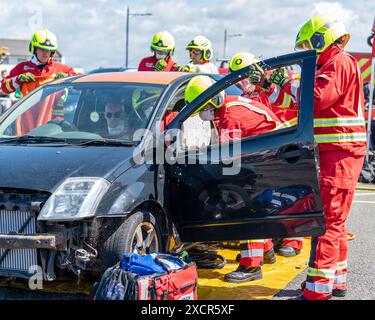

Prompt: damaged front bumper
xmin=0 ymin=233 xmax=66 ymax=250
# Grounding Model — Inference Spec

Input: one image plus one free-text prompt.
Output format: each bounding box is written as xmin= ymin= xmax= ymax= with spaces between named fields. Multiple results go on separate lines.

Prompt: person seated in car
xmin=104 ymin=101 xmax=132 ymax=139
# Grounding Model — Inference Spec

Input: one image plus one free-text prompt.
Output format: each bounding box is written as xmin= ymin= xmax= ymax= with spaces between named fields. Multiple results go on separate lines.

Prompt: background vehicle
xmin=87 ymin=67 xmax=137 ymax=74
xmin=0 ymin=51 xmax=325 ymax=283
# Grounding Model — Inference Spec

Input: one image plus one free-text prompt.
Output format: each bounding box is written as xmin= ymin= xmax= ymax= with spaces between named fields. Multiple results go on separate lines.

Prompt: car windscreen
xmin=0 ymin=82 xmax=165 ymax=143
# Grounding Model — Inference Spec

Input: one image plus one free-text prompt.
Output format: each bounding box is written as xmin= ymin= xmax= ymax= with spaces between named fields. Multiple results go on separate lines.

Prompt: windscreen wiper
xmin=72 ymin=139 xmax=135 ymax=147
xmin=0 ymin=135 xmax=71 ymax=144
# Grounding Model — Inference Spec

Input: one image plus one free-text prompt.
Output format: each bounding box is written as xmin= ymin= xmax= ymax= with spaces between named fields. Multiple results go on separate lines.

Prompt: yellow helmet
xmin=229 ymin=52 xmax=259 ymax=72
xmin=295 ymin=15 xmax=350 ymax=53
xmin=132 ymin=88 xmax=160 ymax=120
xmin=151 ymin=31 xmax=175 ymax=55
xmin=29 ymin=29 xmax=58 ymax=53
xmin=186 ymin=35 xmax=213 ymax=61
xmin=184 ymin=75 xmax=224 ymax=113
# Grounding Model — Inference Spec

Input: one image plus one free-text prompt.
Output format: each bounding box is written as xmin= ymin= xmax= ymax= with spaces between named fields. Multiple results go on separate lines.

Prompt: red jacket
xmin=243 ymin=87 xmax=298 ymax=127
xmin=1 ymin=57 xmax=77 ymax=94
xmin=215 ymin=95 xmax=280 ymax=142
xmin=312 ymin=45 xmax=366 ymax=155
xmin=138 ymin=56 xmax=178 ymax=72
xmin=160 ymin=111 xmax=179 ymax=131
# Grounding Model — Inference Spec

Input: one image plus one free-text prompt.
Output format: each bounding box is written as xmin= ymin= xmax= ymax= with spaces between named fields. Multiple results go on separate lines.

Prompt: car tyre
xmin=101 ymin=210 xmax=162 ymax=271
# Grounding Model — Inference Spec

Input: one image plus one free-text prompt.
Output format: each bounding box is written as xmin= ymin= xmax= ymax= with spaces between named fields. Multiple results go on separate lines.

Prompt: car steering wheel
xmin=47 ymin=119 xmax=79 ymax=132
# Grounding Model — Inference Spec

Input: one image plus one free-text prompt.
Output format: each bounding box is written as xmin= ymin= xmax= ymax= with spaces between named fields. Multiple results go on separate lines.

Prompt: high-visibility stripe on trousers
xmin=334 ymin=260 xmax=348 ymax=291
xmin=239 ymin=239 xmax=273 ymax=267
xmin=303 ymin=151 xmax=365 ymax=300
xmin=283 ymin=237 xmax=304 ymax=250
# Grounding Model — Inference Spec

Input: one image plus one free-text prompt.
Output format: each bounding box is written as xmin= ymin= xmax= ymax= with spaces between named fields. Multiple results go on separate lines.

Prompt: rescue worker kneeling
xmin=184 ymin=75 xmax=280 ymax=282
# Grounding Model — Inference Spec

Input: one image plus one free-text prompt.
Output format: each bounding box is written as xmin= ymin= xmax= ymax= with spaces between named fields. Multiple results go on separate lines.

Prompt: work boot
xmin=300 ymin=281 xmax=347 ymax=297
xmin=224 ymin=266 xmax=262 ymax=283
xmin=263 ymin=248 xmax=276 ymax=264
xmin=278 ymin=245 xmax=301 ymax=257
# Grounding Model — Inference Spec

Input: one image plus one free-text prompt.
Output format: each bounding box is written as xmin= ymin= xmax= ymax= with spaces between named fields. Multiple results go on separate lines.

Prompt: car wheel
xmin=101 ymin=210 xmax=162 ymax=271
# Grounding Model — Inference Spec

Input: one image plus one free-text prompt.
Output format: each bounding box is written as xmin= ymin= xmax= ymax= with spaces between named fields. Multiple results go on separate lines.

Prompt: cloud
xmin=0 ymin=0 xmax=373 ymax=71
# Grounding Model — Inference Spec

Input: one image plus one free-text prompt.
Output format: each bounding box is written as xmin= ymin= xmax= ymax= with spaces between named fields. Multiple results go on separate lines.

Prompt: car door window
xmin=176 ymin=63 xmax=301 ymax=151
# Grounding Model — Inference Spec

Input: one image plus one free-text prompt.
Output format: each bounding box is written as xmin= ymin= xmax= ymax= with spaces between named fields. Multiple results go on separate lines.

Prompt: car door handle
xmin=278 ymin=146 xmax=303 ymax=163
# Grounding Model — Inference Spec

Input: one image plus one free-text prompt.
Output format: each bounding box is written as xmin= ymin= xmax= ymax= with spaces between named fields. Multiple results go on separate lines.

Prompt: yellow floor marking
xmin=356 ymin=183 xmax=375 ymax=191
xmin=352 ymin=200 xmax=375 ymax=204
xmin=354 ymin=193 xmax=375 ymax=196
xmin=198 ymin=238 xmax=310 ymax=300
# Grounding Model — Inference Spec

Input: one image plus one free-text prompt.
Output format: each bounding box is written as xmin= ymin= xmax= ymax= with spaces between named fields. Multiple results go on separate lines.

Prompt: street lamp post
xmin=223 ymin=29 xmax=244 ymax=59
xmin=125 ymin=6 xmax=152 ymax=68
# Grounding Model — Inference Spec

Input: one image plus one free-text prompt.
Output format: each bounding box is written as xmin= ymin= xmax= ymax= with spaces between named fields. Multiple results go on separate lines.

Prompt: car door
xmin=165 ymin=50 xmax=325 ymax=242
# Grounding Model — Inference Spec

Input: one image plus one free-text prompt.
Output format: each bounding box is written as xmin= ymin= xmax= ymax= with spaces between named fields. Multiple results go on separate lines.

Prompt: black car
xmin=0 ymin=51 xmax=324 ymax=283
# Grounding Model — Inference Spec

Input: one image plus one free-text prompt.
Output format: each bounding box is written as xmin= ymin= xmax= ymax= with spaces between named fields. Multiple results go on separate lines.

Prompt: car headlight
xmin=38 ymin=177 xmax=110 ymax=221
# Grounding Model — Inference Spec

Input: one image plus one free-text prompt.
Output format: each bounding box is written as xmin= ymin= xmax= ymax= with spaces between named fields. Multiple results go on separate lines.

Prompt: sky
xmin=0 ymin=0 xmax=373 ymax=71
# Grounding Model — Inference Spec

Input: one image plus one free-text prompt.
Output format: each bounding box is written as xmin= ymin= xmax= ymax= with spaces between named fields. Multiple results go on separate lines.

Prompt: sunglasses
xmin=105 ymin=112 xmax=123 ymax=119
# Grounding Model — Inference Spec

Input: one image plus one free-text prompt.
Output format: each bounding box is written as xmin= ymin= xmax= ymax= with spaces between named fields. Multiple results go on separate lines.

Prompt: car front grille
xmin=0 ymin=189 xmax=50 ymax=278
xmin=0 ymin=209 xmax=38 ymax=277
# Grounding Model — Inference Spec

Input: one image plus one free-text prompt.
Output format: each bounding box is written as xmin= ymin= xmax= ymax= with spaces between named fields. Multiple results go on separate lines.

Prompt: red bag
xmin=136 ymin=262 xmax=198 ymax=300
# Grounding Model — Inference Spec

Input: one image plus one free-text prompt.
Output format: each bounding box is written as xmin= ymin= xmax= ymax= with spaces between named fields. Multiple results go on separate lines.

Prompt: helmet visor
xmin=295 ymin=40 xmax=312 ymax=51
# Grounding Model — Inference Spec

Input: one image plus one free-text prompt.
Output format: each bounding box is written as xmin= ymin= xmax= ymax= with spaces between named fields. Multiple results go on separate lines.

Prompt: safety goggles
xmin=105 ymin=112 xmax=123 ymax=119
xmin=199 ymin=93 xmax=223 ymax=112
xmin=151 ymin=46 xmax=171 ymax=54
xmin=189 ymin=49 xmax=203 ymax=56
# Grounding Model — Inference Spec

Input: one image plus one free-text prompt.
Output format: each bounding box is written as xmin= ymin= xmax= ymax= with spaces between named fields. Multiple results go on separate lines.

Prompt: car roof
xmin=71 ymin=71 xmax=188 ymax=85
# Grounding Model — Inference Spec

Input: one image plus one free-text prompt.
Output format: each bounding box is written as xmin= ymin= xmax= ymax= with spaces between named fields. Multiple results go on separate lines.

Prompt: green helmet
xmin=229 ymin=52 xmax=259 ymax=72
xmin=184 ymin=75 xmax=224 ymax=113
xmin=151 ymin=31 xmax=175 ymax=55
xmin=29 ymin=29 xmax=58 ymax=53
xmin=186 ymin=35 xmax=213 ymax=61
xmin=295 ymin=15 xmax=350 ymax=53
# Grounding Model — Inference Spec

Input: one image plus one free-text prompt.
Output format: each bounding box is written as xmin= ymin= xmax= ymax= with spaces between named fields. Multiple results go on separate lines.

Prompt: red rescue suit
xmin=1 ymin=56 xmax=77 ymax=94
xmin=215 ymin=95 xmax=280 ymax=267
xmin=160 ymin=111 xmax=179 ymax=131
xmin=243 ymin=85 xmax=298 ymax=127
xmin=216 ymin=95 xmax=280 ymax=142
xmin=138 ymin=56 xmax=178 ymax=72
xmin=302 ymin=45 xmax=366 ymax=300
xmin=282 ymin=237 xmax=304 ymax=250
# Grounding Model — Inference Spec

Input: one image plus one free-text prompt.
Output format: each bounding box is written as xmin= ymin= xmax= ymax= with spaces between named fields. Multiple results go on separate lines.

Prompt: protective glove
xmin=178 ymin=64 xmax=198 ymax=73
xmin=269 ymin=68 xmax=290 ymax=88
xmin=17 ymin=72 xmax=35 ymax=83
xmin=155 ymin=59 xmax=168 ymax=72
xmin=55 ymin=72 xmax=70 ymax=80
xmin=247 ymin=64 xmax=271 ymax=91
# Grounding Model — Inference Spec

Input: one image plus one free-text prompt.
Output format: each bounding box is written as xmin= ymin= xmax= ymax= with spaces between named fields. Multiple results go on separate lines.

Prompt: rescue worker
xmin=1 ymin=29 xmax=77 ymax=95
xmin=229 ymin=52 xmax=298 ymax=128
xmin=184 ymin=75 xmax=280 ymax=282
xmin=249 ymin=15 xmax=366 ymax=299
xmin=138 ymin=31 xmax=178 ymax=72
xmin=227 ymin=52 xmax=278 ymax=280
xmin=178 ymin=36 xmax=219 ymax=74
